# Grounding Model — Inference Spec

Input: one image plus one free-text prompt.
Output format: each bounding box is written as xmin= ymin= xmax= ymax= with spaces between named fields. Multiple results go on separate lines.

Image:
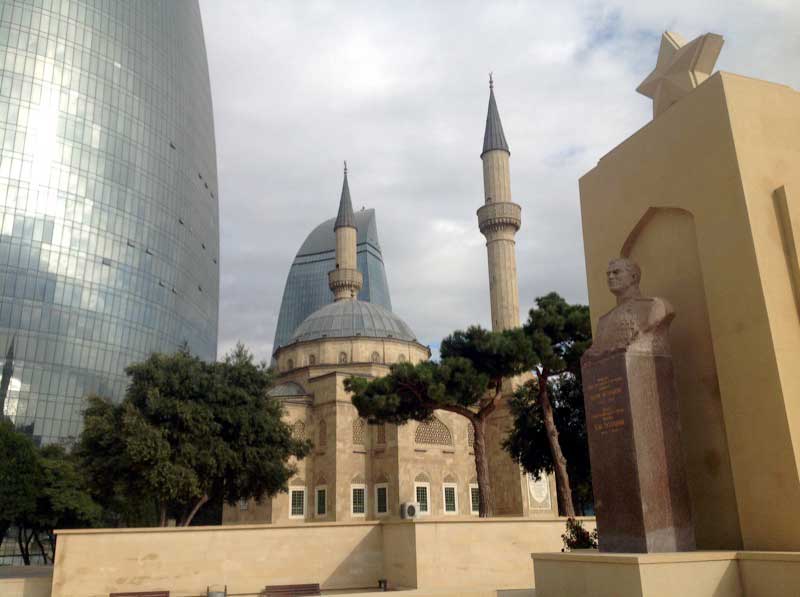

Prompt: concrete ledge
xmin=532 ymin=550 xmax=800 ymax=597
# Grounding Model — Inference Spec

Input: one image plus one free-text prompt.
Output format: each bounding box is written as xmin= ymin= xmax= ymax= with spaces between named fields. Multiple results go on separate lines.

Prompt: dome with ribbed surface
xmin=290 ymin=300 xmax=417 ymax=344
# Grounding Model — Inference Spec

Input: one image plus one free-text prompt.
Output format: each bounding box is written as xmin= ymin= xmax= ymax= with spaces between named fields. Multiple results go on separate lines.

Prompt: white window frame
xmin=289 ymin=488 xmax=306 ymax=519
xmin=469 ymin=483 xmax=480 ymax=516
xmin=351 ymin=483 xmax=367 ymax=517
xmin=238 ymin=498 xmax=249 ymax=511
xmin=315 ymin=485 xmax=327 ymax=518
xmin=442 ymin=483 xmax=459 ymax=515
xmin=414 ymin=482 xmax=431 ymax=515
xmin=375 ymin=483 xmax=389 ymax=517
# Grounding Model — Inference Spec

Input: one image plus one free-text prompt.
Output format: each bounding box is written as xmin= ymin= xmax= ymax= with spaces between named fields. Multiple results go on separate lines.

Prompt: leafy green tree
xmin=76 ymin=345 xmax=311 ymax=527
xmin=505 ymin=292 xmax=592 ymax=517
xmin=346 ymin=326 xmax=535 ymax=517
xmin=0 ymin=419 xmax=39 ymax=557
xmin=21 ymin=445 xmax=101 ymax=563
xmin=505 ymin=375 xmax=594 ymax=514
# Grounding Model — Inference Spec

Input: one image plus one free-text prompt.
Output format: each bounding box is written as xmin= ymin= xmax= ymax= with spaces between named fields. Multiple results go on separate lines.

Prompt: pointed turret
xmin=477 ymin=75 xmax=522 ymax=330
xmin=481 ymin=75 xmax=510 ymax=157
xmin=328 ymin=162 xmax=363 ymax=301
xmin=335 ymin=163 xmax=356 ymax=230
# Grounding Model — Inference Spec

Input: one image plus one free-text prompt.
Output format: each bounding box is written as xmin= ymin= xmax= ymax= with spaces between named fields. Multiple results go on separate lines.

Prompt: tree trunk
xmin=538 ymin=373 xmax=575 ymax=517
xmin=33 ymin=532 xmax=49 ymax=564
xmin=181 ymin=494 xmax=209 ymax=527
xmin=17 ymin=528 xmax=31 ymax=565
xmin=471 ymin=416 xmax=495 ymax=518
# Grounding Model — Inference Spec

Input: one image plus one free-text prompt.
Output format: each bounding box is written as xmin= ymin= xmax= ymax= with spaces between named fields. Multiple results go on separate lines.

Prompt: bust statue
xmin=581 ymin=257 xmax=695 ymax=552
xmin=585 ymin=257 xmax=674 ymax=358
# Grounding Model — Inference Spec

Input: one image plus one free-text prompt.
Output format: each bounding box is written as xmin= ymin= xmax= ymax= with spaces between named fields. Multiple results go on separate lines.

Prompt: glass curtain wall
xmin=0 ymin=0 xmax=219 ymax=444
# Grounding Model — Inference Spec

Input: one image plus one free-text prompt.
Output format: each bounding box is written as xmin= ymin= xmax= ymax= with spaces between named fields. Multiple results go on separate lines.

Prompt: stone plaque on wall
xmin=528 ymin=474 xmax=552 ymax=510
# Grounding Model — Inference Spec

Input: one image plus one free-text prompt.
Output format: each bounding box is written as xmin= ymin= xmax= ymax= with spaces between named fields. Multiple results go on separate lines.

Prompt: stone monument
xmin=581 ymin=258 xmax=695 ymax=553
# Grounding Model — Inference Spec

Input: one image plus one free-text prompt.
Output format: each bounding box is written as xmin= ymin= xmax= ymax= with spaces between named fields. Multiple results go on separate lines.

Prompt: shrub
xmin=561 ymin=517 xmax=598 ymax=551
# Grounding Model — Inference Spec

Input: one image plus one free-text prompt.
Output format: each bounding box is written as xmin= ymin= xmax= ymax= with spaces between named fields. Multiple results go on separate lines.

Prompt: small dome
xmin=267 ymin=381 xmax=307 ymax=397
xmin=290 ymin=300 xmax=417 ymax=344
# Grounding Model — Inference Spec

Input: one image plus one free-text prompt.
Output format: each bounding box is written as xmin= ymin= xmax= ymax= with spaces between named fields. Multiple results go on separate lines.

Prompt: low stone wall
xmin=52 ymin=517 xmax=580 ymax=597
xmin=410 ymin=518 xmax=593 ymax=591
xmin=0 ymin=566 xmax=53 ymax=597
xmin=53 ymin=521 xmax=385 ymax=597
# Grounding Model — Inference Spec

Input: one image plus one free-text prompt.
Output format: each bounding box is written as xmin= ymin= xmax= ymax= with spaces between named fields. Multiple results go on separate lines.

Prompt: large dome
xmin=289 ymin=300 xmax=417 ymax=344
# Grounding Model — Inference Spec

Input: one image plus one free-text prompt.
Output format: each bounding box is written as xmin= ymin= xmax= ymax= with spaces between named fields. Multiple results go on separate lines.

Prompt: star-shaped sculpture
xmin=637 ymin=31 xmax=724 ymax=118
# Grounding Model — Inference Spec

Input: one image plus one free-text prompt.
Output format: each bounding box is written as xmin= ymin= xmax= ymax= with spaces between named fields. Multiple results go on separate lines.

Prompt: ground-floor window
xmin=470 ymin=483 xmax=480 ymax=515
xmin=289 ymin=488 xmax=306 ymax=519
xmin=375 ymin=483 xmax=389 ymax=516
xmin=443 ymin=483 xmax=458 ymax=514
xmin=352 ymin=484 xmax=367 ymax=516
xmin=238 ymin=498 xmax=249 ymax=511
xmin=414 ymin=482 xmax=430 ymax=515
xmin=315 ymin=486 xmax=327 ymax=517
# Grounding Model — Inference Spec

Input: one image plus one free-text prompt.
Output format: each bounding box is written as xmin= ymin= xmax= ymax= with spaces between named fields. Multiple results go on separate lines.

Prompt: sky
xmin=198 ymin=0 xmax=800 ymax=362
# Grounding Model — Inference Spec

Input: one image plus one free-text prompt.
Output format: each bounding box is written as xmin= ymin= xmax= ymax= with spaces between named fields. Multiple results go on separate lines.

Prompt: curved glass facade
xmin=273 ymin=209 xmax=392 ymax=353
xmin=0 ymin=0 xmax=219 ymax=443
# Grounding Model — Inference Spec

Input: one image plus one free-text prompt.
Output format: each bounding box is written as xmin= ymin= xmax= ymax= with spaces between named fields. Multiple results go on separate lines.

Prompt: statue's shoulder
xmin=634 ymin=296 xmax=674 ymax=322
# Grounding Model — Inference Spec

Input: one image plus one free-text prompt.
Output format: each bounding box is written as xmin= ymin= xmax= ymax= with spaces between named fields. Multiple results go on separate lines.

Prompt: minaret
xmin=477 ymin=75 xmax=522 ymax=331
xmin=328 ymin=162 xmax=363 ymax=301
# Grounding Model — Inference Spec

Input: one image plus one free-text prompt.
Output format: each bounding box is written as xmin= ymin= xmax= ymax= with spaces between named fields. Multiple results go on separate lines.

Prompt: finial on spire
xmin=481 ymin=75 xmax=509 ymax=157
xmin=344 ymin=160 xmax=348 ymax=175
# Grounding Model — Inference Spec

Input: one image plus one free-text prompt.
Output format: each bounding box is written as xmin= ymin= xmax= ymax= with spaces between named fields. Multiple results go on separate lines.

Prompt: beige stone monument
xmin=533 ymin=30 xmax=800 ymax=596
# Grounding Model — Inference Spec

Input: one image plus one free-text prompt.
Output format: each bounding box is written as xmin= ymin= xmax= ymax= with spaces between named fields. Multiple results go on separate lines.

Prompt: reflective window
xmin=0 ymin=1 xmax=220 ymax=444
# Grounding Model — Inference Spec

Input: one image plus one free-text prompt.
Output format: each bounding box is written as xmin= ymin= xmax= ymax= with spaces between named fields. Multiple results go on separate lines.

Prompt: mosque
xmin=223 ymin=81 xmax=557 ymax=524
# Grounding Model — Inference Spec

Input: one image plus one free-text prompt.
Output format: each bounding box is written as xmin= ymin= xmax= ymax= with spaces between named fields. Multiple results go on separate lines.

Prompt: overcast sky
xmin=198 ymin=0 xmax=800 ymax=362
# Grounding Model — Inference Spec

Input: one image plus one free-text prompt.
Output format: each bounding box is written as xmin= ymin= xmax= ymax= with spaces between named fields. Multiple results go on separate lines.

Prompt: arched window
xmin=415 ymin=416 xmax=453 ymax=446
xmin=339 ymin=352 xmax=348 ymax=364
xmin=376 ymin=424 xmax=386 ymax=445
xmin=308 ymin=354 xmax=316 ymax=366
xmin=318 ymin=419 xmax=327 ymax=448
xmin=292 ymin=420 xmax=306 ymax=439
xmin=353 ymin=418 xmax=365 ymax=446
xmin=467 ymin=425 xmax=475 ymax=449
xmin=287 ymin=358 xmax=294 ymax=370
xmin=371 ymin=351 xmax=381 ymax=363
xmin=397 ymin=353 xmax=407 ymax=363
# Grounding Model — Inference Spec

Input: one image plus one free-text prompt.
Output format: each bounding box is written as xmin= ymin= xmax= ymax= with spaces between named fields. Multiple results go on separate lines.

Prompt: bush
xmin=561 ymin=517 xmax=598 ymax=551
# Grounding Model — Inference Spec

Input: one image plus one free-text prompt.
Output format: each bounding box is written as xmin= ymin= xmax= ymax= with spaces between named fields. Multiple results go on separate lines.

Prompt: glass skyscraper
xmin=273 ymin=209 xmax=392 ymax=353
xmin=0 ymin=0 xmax=219 ymax=444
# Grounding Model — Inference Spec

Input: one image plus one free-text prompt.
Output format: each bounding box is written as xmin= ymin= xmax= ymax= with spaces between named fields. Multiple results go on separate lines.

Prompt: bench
xmin=110 ymin=593 xmax=169 ymax=597
xmin=261 ymin=584 xmax=321 ymax=596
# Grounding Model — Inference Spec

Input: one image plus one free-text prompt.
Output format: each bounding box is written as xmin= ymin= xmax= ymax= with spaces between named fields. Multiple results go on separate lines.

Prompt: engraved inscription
xmin=586 ymin=375 xmax=626 ymax=436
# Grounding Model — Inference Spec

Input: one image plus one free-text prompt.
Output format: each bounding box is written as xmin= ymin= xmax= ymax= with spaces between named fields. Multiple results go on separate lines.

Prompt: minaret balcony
xmin=328 ymin=268 xmax=363 ymax=291
xmin=477 ymin=201 xmax=522 ymax=235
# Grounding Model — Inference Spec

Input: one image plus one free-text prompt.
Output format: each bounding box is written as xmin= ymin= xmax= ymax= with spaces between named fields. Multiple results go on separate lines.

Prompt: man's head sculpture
xmin=606 ymin=258 xmax=642 ymax=300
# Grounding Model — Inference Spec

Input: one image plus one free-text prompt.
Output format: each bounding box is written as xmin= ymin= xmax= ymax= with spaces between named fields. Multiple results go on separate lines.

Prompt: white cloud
xmin=200 ymin=0 xmax=800 ymax=362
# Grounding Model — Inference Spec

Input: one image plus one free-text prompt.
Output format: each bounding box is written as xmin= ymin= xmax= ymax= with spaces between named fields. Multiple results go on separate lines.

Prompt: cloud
xmin=200 ymin=0 xmax=800 ymax=362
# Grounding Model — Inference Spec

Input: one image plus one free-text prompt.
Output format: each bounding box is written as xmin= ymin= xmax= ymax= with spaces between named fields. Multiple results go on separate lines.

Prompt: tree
xmin=507 ymin=292 xmax=592 ymax=517
xmin=0 ymin=419 xmax=39 ymax=557
xmin=345 ymin=326 xmax=535 ymax=517
xmin=76 ymin=345 xmax=311 ymax=527
xmin=0 ymin=421 xmax=100 ymax=564
xmin=21 ymin=445 xmax=101 ymax=564
xmin=505 ymin=374 xmax=594 ymax=514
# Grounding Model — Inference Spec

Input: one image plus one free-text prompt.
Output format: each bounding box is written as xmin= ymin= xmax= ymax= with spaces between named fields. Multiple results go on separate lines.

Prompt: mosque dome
xmin=289 ymin=300 xmax=417 ymax=345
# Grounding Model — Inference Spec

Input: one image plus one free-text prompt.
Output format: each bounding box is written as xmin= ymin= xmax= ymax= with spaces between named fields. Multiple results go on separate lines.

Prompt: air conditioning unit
xmin=400 ymin=502 xmax=420 ymax=519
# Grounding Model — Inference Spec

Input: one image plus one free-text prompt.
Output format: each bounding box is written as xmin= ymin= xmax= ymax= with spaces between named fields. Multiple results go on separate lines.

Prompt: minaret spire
xmin=482 ymin=75 xmax=510 ymax=158
xmin=477 ymin=77 xmax=521 ymax=330
xmin=329 ymin=163 xmax=362 ymax=301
